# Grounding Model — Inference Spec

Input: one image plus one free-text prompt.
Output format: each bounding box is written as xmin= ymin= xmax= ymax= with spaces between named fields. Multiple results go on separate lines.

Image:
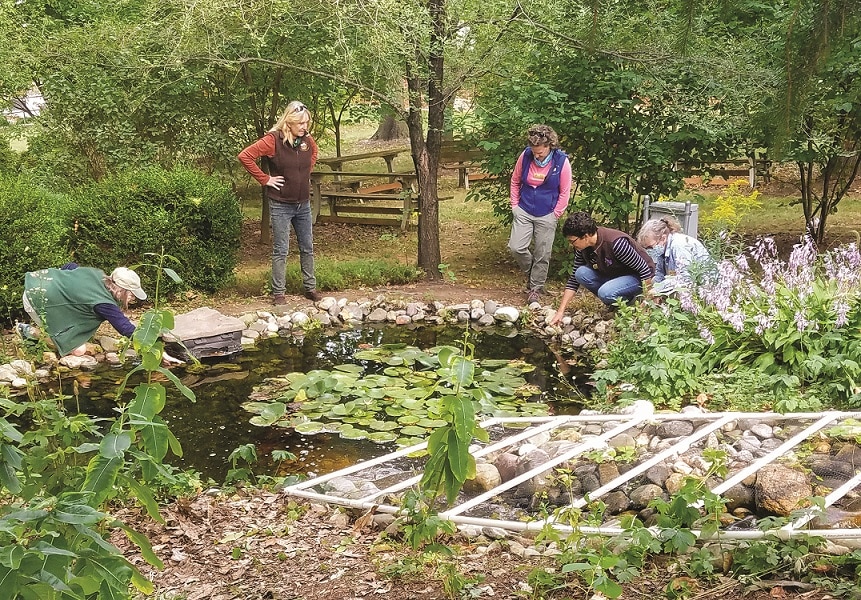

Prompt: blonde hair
xmin=104 ymin=277 xmax=132 ymax=310
xmin=270 ymin=100 xmax=312 ymax=143
xmin=637 ymin=216 xmax=682 ymax=245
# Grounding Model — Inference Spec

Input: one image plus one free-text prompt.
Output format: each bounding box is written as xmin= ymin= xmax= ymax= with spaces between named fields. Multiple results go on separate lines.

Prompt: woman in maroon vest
xmin=238 ymin=100 xmax=323 ymax=305
xmin=550 ymin=212 xmax=654 ymax=322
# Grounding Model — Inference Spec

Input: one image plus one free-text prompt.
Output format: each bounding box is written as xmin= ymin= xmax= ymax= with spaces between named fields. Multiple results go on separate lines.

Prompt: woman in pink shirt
xmin=509 ymin=125 xmax=572 ymax=304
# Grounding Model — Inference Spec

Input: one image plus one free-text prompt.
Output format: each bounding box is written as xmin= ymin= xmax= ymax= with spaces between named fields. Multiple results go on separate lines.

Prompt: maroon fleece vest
xmin=266 ymin=132 xmax=313 ymax=203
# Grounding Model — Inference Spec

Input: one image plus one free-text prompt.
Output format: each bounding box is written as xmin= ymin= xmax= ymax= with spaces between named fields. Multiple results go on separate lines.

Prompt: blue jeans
xmin=575 ymin=266 xmax=642 ymax=306
xmin=270 ymin=200 xmax=316 ymax=295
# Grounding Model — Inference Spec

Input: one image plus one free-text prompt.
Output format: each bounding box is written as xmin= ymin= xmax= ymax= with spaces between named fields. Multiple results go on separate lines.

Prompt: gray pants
xmin=508 ymin=205 xmax=557 ymax=292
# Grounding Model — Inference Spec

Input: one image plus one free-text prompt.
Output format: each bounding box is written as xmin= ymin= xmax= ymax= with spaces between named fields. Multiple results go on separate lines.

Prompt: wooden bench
xmin=310 ymin=171 xmax=418 ymax=230
xmin=678 ymin=158 xmax=772 ymax=187
xmin=439 ymin=142 xmax=494 ymax=189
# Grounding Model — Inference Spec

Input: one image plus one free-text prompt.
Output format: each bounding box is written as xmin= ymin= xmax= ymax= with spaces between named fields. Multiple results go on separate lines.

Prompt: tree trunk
xmin=370 ymin=114 xmax=409 ymax=141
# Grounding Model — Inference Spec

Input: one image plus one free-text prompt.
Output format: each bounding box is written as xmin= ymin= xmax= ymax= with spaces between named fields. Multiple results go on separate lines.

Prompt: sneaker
xmin=15 ymin=322 xmax=39 ymax=341
xmin=304 ymin=290 xmax=324 ymax=302
xmin=526 ymin=290 xmax=541 ymax=305
xmin=272 ymin=294 xmax=287 ymax=306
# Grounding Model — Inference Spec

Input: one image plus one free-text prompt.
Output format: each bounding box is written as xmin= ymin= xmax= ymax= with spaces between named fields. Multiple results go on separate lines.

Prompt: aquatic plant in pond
xmin=595 ymin=238 xmax=861 ymax=410
xmin=242 ymin=343 xmax=549 ymax=447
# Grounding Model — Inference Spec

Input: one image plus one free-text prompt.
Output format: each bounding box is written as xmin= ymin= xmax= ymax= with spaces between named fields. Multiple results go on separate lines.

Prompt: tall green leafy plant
xmin=469 ymin=54 xmax=737 ymax=232
xmin=0 ymin=256 xmax=196 ymax=599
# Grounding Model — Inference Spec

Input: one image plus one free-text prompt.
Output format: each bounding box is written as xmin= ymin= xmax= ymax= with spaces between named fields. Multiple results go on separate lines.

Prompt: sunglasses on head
xmin=528 ymin=129 xmax=547 ymax=139
xmin=293 ymin=103 xmax=307 ymax=113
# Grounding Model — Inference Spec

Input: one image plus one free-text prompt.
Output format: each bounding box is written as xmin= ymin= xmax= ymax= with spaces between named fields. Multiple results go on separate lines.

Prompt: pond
xmin=70 ymin=325 xmax=588 ymax=482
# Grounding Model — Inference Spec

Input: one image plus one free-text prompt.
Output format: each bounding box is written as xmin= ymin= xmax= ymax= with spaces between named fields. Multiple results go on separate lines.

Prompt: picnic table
xmin=315 ymin=147 xmax=411 ymax=174
xmin=311 ymin=170 xmax=418 ymax=230
xmin=439 ymin=141 xmax=494 ymax=189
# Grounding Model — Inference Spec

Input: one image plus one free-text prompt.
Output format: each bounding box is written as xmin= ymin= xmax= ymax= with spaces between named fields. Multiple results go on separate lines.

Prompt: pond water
xmin=70 ymin=325 xmax=587 ymax=482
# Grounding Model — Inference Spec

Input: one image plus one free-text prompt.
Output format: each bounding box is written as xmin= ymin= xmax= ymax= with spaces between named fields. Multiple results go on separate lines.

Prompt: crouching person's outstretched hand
xmin=161 ymin=351 xmax=185 ymax=367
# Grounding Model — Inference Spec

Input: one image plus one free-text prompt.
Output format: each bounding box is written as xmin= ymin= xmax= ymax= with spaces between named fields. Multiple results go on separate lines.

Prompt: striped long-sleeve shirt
xmin=565 ymin=235 xmax=654 ymax=291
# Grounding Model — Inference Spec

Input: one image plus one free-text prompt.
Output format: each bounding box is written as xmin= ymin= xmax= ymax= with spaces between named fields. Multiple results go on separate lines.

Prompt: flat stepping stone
xmin=164 ymin=307 xmax=245 ymax=359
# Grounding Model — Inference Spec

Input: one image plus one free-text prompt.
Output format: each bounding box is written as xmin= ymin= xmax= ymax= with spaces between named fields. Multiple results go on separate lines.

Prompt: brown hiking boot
xmin=304 ymin=290 xmax=324 ymax=302
xmin=272 ymin=294 xmax=287 ymax=305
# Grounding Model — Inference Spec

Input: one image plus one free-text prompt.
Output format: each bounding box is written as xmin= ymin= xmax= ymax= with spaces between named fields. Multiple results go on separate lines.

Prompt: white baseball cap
xmin=110 ymin=267 xmax=147 ymax=300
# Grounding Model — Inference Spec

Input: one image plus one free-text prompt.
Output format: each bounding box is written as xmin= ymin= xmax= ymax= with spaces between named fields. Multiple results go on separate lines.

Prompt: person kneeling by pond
xmin=550 ymin=212 xmax=655 ymax=324
xmin=20 ymin=263 xmax=182 ymax=364
xmin=637 ymin=216 xmax=711 ymax=295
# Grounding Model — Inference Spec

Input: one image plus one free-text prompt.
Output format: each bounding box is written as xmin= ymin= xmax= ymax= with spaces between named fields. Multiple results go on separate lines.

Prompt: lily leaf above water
xmin=243 ymin=344 xmax=547 ymax=446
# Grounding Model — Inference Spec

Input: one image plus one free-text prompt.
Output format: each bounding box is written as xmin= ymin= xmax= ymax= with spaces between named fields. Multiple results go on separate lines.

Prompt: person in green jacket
xmin=20 ymin=264 xmax=180 ymax=361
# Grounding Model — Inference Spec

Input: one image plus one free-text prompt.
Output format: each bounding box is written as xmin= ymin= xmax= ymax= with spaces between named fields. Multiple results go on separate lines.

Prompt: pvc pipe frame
xmin=282 ymin=410 xmax=861 ymax=543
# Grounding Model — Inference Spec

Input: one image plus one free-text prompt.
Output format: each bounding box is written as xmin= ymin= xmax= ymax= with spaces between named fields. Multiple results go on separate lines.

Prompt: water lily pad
xmin=398 ymin=415 xmax=420 ymax=425
xmin=294 ymin=422 xmax=326 ymax=435
xmin=369 ymin=420 xmax=399 ymax=431
xmin=340 ymin=427 xmax=369 ymax=440
xmin=334 ymin=364 xmax=364 ymax=373
xmin=400 ymin=425 xmax=428 ymax=437
xmin=417 ymin=418 xmax=447 ymax=428
xmin=396 ymin=436 xmax=425 ymax=448
xmin=368 ymin=431 xmax=398 ymax=444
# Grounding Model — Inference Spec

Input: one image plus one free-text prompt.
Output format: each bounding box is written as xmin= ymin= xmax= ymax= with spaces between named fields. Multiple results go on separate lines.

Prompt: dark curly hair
xmin=562 ymin=212 xmax=598 ymax=238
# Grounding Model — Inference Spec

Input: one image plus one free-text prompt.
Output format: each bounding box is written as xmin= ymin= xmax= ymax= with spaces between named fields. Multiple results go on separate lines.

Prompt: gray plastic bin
xmin=642 ymin=197 xmax=699 ymax=238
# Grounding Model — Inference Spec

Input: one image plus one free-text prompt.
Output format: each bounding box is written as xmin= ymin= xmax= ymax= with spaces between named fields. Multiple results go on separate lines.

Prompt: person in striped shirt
xmin=550 ymin=212 xmax=655 ymax=323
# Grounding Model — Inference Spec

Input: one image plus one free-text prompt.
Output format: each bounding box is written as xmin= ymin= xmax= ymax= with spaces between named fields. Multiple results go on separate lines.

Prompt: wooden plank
xmin=312 ymin=170 xmax=416 ymax=178
xmin=358 ymin=182 xmax=403 ymax=194
xmin=318 ymin=215 xmax=405 ymax=227
xmin=325 ymin=205 xmax=406 ymax=215
xmin=319 ymin=192 xmax=407 ymax=200
xmin=316 ymin=147 xmax=410 ymax=164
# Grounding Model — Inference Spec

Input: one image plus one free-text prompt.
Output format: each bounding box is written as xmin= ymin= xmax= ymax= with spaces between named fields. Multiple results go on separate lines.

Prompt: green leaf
xmin=447 ymin=428 xmax=470 ymax=482
xmin=119 ymin=474 xmax=164 ymax=524
xmin=451 ymin=396 xmax=476 ymax=442
xmin=120 ymin=524 xmax=165 ymax=569
xmin=294 ymin=422 xmax=325 ymax=434
xmin=128 ymin=384 xmax=166 ymax=419
xmin=400 ymin=425 xmax=428 ymax=437
xmin=437 ymin=346 xmax=458 ymax=368
xmin=450 ymin=356 xmax=475 ymax=388
xmin=0 ymin=545 xmax=24 ymax=569
xmin=53 ymin=503 xmax=104 ymax=525
xmin=367 ymin=431 xmax=398 ymax=444
xmin=81 ymin=453 xmax=123 ymax=507
xmin=99 ymin=432 xmax=132 ymax=459
xmin=162 ymin=267 xmax=182 ymax=283
xmin=0 ymin=566 xmax=17 ymax=599
xmin=157 ymin=367 xmax=196 ymax=402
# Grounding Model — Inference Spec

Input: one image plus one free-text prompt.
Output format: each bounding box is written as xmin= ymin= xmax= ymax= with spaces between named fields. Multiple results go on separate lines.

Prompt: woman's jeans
xmin=269 ymin=200 xmax=316 ymax=295
xmin=508 ymin=205 xmax=557 ymax=292
xmin=575 ymin=266 xmax=642 ymax=306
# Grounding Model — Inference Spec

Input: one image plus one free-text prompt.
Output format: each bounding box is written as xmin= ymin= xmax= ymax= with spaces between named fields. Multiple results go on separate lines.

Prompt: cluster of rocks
xmin=1 ymin=295 xmax=613 ymax=389
xmin=235 ymin=295 xmax=613 ymax=353
xmin=305 ymin=402 xmax=861 ymax=544
xmin=0 ymin=342 xmax=130 ymax=389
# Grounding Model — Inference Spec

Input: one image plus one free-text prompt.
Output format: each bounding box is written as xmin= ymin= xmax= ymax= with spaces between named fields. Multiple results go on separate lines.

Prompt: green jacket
xmin=24 ymin=268 xmax=118 ymax=356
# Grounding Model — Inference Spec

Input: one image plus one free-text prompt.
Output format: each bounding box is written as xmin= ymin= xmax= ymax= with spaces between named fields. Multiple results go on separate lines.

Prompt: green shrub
xmin=68 ymin=167 xmax=242 ymax=294
xmin=0 ymin=175 xmax=73 ymax=319
xmin=595 ymin=237 xmax=861 ymax=410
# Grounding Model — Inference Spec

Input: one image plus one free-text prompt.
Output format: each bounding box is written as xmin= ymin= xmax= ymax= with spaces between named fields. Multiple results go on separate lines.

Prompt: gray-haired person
xmin=508 ymin=124 xmax=572 ymax=305
xmin=637 ymin=216 xmax=710 ymax=294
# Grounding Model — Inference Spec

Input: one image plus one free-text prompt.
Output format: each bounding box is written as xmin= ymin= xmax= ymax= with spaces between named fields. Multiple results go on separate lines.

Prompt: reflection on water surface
xmin=72 ymin=325 xmax=585 ymax=481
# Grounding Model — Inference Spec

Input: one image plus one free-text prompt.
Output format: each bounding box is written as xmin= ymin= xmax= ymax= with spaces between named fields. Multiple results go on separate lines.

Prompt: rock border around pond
xmin=1 ymin=295 xmax=612 ymax=390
